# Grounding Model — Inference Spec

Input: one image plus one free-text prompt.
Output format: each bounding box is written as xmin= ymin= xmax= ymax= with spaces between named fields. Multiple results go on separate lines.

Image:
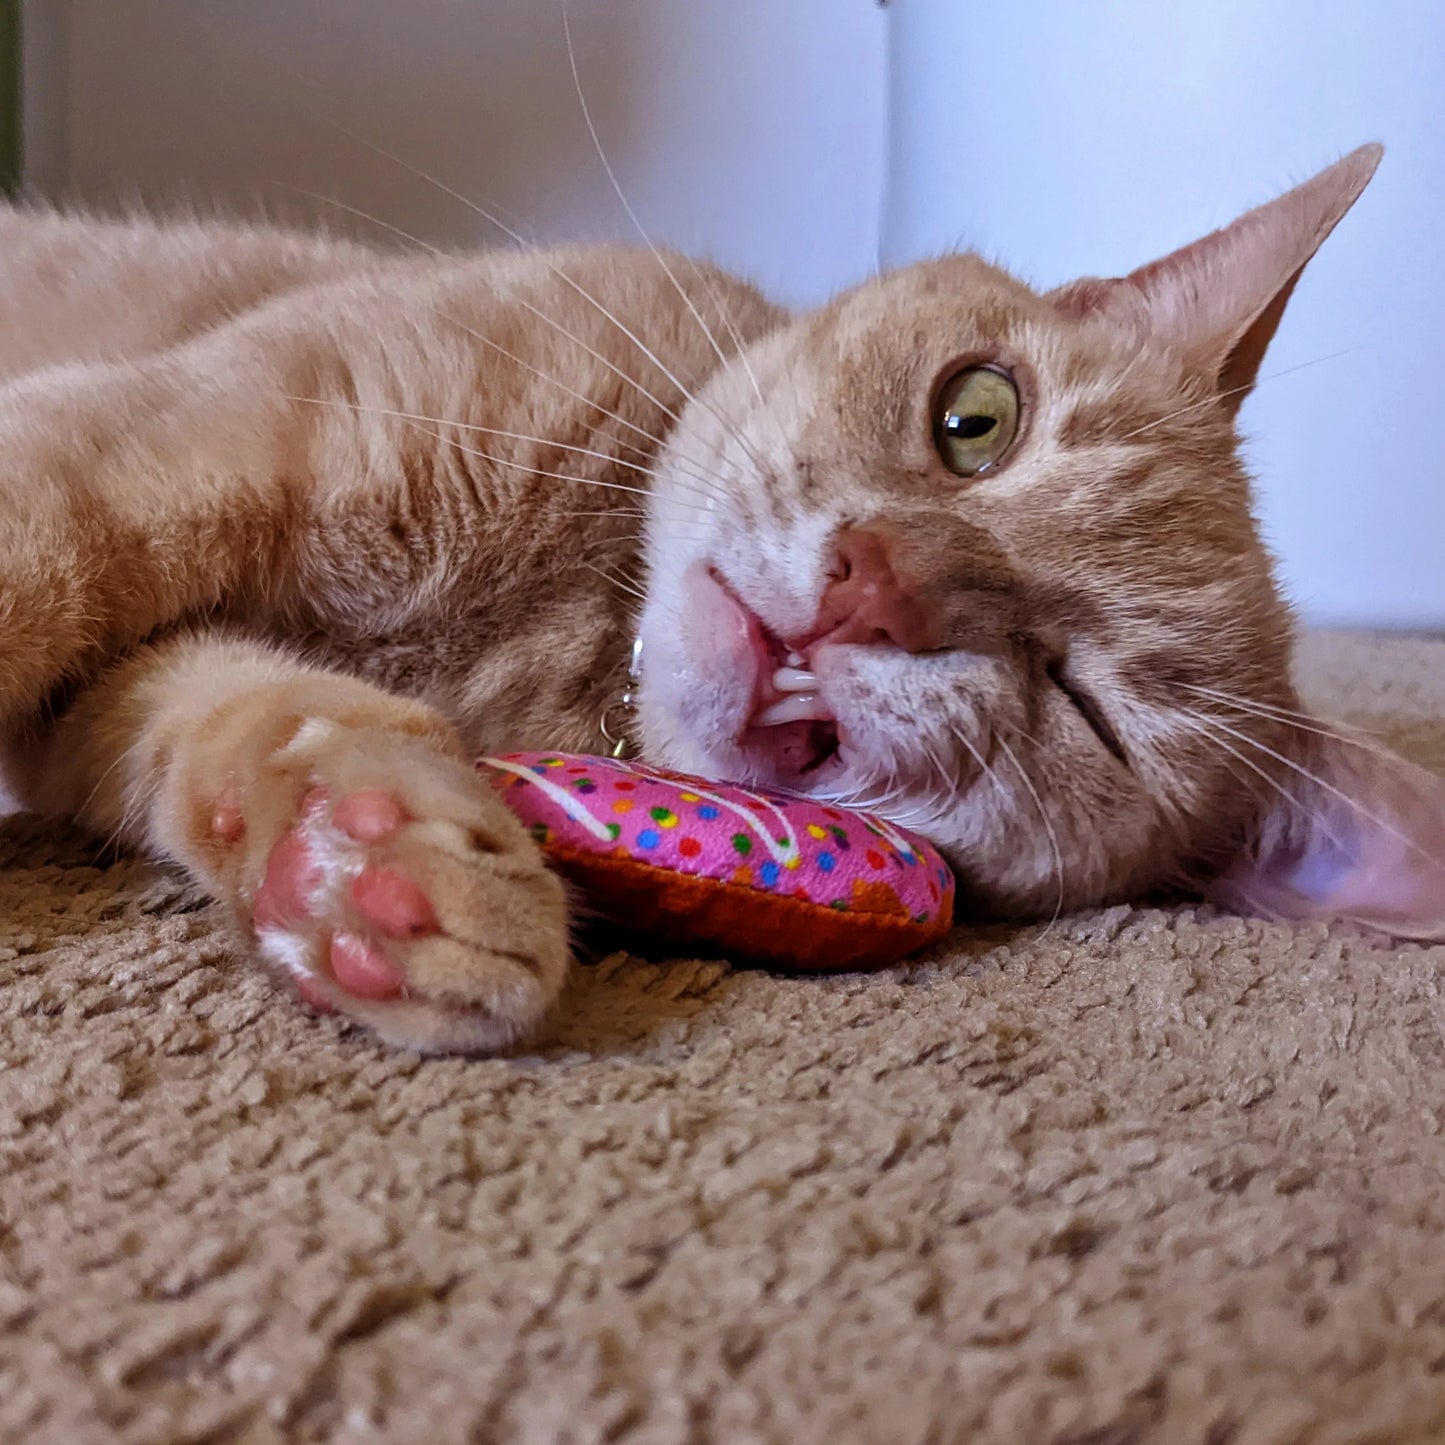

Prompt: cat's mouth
xmin=742 ymin=640 xmax=843 ymax=781
xmin=708 ymin=569 xmax=847 ymax=786
xmin=743 ymin=695 xmax=843 ymax=784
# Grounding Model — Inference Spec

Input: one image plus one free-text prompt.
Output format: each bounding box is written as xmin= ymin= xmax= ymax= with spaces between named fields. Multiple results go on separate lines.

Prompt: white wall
xmin=885 ymin=0 xmax=1445 ymax=631
xmin=21 ymin=1 xmax=1443 ymax=628
xmin=25 ymin=0 xmax=887 ymax=310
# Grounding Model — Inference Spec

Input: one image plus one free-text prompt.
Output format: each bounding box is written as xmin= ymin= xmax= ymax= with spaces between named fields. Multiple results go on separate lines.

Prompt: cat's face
xmin=638 ymin=250 xmax=1291 ymax=915
xmin=637 ymin=145 xmax=1443 ymax=924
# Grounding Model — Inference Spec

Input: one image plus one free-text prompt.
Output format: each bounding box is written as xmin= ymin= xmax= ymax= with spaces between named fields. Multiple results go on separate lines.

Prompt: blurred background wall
xmin=19 ymin=0 xmax=888 ymax=309
xmin=16 ymin=0 xmax=1444 ymax=628
xmin=886 ymin=0 xmax=1445 ymax=632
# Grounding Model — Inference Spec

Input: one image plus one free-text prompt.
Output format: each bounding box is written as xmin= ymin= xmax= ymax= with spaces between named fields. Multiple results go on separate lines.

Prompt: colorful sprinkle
xmin=475 ymin=751 xmax=954 ymax=952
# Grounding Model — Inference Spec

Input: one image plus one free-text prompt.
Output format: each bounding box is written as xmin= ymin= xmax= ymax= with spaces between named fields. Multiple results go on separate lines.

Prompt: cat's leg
xmin=0 ymin=350 xmax=296 ymax=726
xmin=23 ymin=631 xmax=570 ymax=1053
xmin=0 ymin=298 xmax=387 ymax=726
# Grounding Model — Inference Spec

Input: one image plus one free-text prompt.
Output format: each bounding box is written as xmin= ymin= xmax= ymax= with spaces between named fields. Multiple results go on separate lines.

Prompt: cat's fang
xmin=754 ymin=693 xmax=832 ymax=727
xmin=772 ymin=666 xmax=820 ymax=694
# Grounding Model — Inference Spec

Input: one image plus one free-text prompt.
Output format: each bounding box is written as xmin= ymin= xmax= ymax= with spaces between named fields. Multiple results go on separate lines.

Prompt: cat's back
xmin=0 ymin=204 xmax=392 ymax=383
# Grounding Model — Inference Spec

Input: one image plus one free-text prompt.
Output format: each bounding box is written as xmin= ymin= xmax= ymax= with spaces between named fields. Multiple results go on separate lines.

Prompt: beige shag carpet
xmin=3 ymin=632 xmax=1445 ymax=1445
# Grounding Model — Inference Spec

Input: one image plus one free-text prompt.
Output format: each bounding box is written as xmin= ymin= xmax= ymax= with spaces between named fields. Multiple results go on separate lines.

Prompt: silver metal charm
xmin=599 ymin=636 xmax=644 ymax=760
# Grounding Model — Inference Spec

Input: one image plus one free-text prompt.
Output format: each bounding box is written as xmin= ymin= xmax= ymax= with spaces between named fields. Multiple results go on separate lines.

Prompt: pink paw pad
xmin=329 ymin=932 xmax=408 ymax=1000
xmin=333 ymin=789 xmax=411 ymax=843
xmin=210 ymin=787 xmax=245 ymax=843
xmin=258 ymin=785 xmax=431 ymax=1015
xmin=255 ymin=828 xmax=321 ymax=928
xmin=349 ymin=865 xmax=440 ymax=939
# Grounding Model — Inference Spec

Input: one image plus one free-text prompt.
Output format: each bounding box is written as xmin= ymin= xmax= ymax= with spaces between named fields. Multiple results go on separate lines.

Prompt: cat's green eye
xmin=932 ymin=365 xmax=1020 ymax=477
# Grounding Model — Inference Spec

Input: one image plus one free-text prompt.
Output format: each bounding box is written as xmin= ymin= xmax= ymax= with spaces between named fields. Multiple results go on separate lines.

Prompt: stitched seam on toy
xmin=542 ymin=844 xmax=952 ymax=934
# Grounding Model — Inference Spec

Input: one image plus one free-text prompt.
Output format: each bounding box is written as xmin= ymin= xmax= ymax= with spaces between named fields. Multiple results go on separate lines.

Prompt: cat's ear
xmin=1050 ymin=144 xmax=1382 ymax=417
xmin=1203 ymin=732 xmax=1445 ymax=941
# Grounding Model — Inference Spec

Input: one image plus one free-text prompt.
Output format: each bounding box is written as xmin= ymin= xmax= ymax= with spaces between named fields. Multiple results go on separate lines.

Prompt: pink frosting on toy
xmin=478 ymin=752 xmax=954 ymax=928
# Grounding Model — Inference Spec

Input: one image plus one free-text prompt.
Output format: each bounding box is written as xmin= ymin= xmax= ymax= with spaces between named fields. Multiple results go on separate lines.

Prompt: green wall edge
xmin=0 ymin=0 xmax=19 ymax=195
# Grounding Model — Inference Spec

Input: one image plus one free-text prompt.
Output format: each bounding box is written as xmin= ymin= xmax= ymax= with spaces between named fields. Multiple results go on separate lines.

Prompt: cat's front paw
xmin=218 ymin=722 xmax=569 ymax=1053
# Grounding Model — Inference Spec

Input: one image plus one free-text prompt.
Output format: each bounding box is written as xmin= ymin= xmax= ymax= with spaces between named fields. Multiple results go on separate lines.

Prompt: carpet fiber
xmin=3 ymin=632 xmax=1444 ymax=1445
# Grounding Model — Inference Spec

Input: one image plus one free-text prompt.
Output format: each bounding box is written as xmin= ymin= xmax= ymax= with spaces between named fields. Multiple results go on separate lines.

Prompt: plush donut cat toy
xmin=478 ymin=752 xmax=955 ymax=970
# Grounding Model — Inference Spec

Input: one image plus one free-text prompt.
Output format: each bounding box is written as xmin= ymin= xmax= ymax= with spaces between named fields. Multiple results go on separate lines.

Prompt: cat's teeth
xmin=755 ymin=694 xmax=830 ymax=727
xmin=772 ymin=666 xmax=820 ymax=694
xmin=785 ymin=650 xmax=806 ymax=668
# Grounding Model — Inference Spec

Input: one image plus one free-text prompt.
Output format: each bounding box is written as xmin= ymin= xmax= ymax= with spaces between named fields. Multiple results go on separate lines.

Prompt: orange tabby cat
xmin=1 ymin=143 xmax=1440 ymax=1053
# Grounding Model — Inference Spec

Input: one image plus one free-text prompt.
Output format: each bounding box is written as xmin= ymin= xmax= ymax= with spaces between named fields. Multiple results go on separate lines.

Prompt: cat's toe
xmin=246 ymin=757 xmax=569 ymax=1053
xmin=327 ymin=932 xmax=409 ymax=999
xmin=332 ymin=788 xmax=410 ymax=842
xmin=348 ymin=864 xmax=439 ymax=938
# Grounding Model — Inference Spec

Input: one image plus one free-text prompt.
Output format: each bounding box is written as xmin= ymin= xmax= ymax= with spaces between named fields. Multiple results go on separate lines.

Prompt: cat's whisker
xmin=272 ymin=184 xmax=451 ymax=259
xmin=1180 ymin=683 xmax=1395 ymax=756
xmin=1182 ymin=706 xmax=1445 ymax=871
xmin=677 ymin=252 xmax=773 ymax=415
xmin=991 ymin=729 xmax=1066 ymax=934
xmin=583 ymin=562 xmax=647 ymax=604
xmin=1175 ymin=708 xmax=1342 ymax=849
xmin=817 ymin=760 xmax=906 ymax=815
xmin=865 ymin=778 xmax=912 ymax=821
xmin=557 ymin=508 xmax=648 ymax=522
xmin=287 ymin=189 xmax=733 ymax=507
xmin=286 ymin=393 xmax=682 ymax=486
xmin=493 ymin=293 xmax=691 ymax=427
xmin=429 ymin=291 xmax=732 ymax=506
xmin=293 ymin=108 xmax=771 ymax=482
xmin=94 ymin=735 xmax=169 ymax=858
xmin=79 ymin=734 xmax=156 ymax=847
xmin=560 ymin=4 xmax=787 ymax=462
xmin=1003 ymin=723 xmax=1046 ymax=752
xmin=281 ymin=374 xmax=662 ymax=472
xmin=407 ymin=423 xmax=653 ymax=499
xmin=921 ymin=741 xmax=960 ymax=806
xmin=1117 ymin=345 xmax=1368 ymax=444
xmin=1107 ymin=341 xmax=1151 ymax=395
xmin=1180 ymin=681 xmax=1342 ymax=728
xmin=562 ymin=2 xmax=762 ymax=418
xmin=431 ymin=308 xmax=732 ymax=505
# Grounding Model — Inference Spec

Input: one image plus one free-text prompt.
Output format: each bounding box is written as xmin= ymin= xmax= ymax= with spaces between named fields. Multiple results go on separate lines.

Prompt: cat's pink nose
xmin=814 ymin=527 xmax=939 ymax=653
